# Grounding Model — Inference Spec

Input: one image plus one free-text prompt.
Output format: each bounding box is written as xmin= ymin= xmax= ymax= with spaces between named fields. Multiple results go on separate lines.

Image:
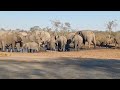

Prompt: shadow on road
xmin=0 ymin=57 xmax=120 ymax=79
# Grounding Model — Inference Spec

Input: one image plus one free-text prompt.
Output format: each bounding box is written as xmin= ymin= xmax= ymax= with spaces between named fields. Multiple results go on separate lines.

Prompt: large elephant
xmin=72 ymin=34 xmax=83 ymax=51
xmin=114 ymin=34 xmax=120 ymax=48
xmin=47 ymin=35 xmax=56 ymax=51
xmin=35 ymin=31 xmax=51 ymax=50
xmin=96 ymin=34 xmax=114 ymax=48
xmin=66 ymin=33 xmax=76 ymax=51
xmin=104 ymin=36 xmax=114 ymax=48
xmin=0 ymin=31 xmax=22 ymax=52
xmin=56 ymin=35 xmax=67 ymax=51
xmin=76 ymin=30 xmax=96 ymax=49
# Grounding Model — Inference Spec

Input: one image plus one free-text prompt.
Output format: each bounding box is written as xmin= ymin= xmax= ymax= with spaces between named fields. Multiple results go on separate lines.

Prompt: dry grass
xmin=0 ymin=49 xmax=119 ymax=61
xmin=0 ymin=52 xmax=11 ymax=57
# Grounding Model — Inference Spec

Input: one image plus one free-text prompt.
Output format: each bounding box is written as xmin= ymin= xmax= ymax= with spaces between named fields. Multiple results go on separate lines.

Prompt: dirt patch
xmin=0 ymin=49 xmax=119 ymax=62
xmin=6 ymin=49 xmax=120 ymax=58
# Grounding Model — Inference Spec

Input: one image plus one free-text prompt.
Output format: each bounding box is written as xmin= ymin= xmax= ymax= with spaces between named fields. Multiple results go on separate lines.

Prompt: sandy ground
xmin=0 ymin=49 xmax=119 ymax=79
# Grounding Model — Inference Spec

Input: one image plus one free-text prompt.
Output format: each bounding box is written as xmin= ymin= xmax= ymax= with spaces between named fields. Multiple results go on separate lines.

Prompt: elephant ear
xmin=77 ymin=31 xmax=83 ymax=37
xmin=55 ymin=36 xmax=57 ymax=40
xmin=77 ymin=31 xmax=82 ymax=35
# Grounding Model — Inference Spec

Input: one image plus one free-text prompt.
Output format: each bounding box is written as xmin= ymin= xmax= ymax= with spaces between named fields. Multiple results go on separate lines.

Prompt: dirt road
xmin=0 ymin=49 xmax=120 ymax=79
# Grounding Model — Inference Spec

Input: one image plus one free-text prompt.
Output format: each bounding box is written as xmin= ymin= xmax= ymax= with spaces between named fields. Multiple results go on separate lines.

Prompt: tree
xmin=0 ymin=28 xmax=5 ymax=31
xmin=30 ymin=26 xmax=40 ymax=31
xmin=106 ymin=20 xmax=118 ymax=35
xmin=64 ymin=22 xmax=71 ymax=32
xmin=65 ymin=22 xmax=71 ymax=28
xmin=50 ymin=20 xmax=61 ymax=32
xmin=16 ymin=29 xmax=21 ymax=31
xmin=50 ymin=20 xmax=72 ymax=36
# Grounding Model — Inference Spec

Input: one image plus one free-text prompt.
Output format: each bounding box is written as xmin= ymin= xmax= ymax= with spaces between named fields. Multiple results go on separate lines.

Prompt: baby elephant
xmin=72 ymin=34 xmax=83 ymax=51
xmin=23 ymin=42 xmax=39 ymax=53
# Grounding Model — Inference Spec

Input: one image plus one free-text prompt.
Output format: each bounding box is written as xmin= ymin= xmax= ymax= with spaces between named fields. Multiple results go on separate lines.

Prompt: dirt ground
xmin=0 ymin=49 xmax=120 ymax=79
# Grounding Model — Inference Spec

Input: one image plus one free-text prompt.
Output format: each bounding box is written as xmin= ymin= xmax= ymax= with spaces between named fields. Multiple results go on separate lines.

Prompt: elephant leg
xmin=74 ymin=42 xmax=77 ymax=51
xmin=54 ymin=48 xmax=56 ymax=51
xmin=78 ymin=43 xmax=81 ymax=51
xmin=47 ymin=42 xmax=50 ymax=50
xmin=10 ymin=48 xmax=12 ymax=52
xmin=6 ymin=49 xmax=9 ymax=52
xmin=77 ymin=45 xmax=79 ymax=51
xmin=21 ymin=48 xmax=24 ymax=53
xmin=27 ymin=48 xmax=29 ymax=53
xmin=34 ymin=50 xmax=36 ymax=53
xmin=75 ymin=43 xmax=78 ymax=51
xmin=2 ymin=41 xmax=5 ymax=52
xmin=29 ymin=49 xmax=31 ymax=53
xmin=12 ymin=44 xmax=15 ymax=52
xmin=31 ymin=49 xmax=34 ymax=53
xmin=25 ymin=48 xmax=28 ymax=52
xmin=22 ymin=48 xmax=24 ymax=53
xmin=106 ymin=44 xmax=108 ymax=48
xmin=17 ymin=48 xmax=20 ymax=52
xmin=8 ymin=47 xmax=10 ymax=52
xmin=63 ymin=45 xmax=66 ymax=52
xmin=19 ymin=48 xmax=22 ymax=52
xmin=23 ymin=48 xmax=26 ymax=52
xmin=92 ymin=41 xmax=96 ymax=49
xmin=14 ymin=48 xmax=17 ymax=52
xmin=88 ymin=42 xmax=91 ymax=49
xmin=26 ymin=49 xmax=28 ymax=53
xmin=30 ymin=49 xmax=32 ymax=53
xmin=115 ymin=43 xmax=117 ymax=49
xmin=20 ymin=48 xmax=24 ymax=53
xmin=25 ymin=48 xmax=27 ymax=52
xmin=65 ymin=44 xmax=68 ymax=51
xmin=77 ymin=42 xmax=80 ymax=51
xmin=58 ymin=46 xmax=60 ymax=51
xmin=27 ymin=49 xmax=29 ymax=53
xmin=12 ymin=48 xmax=15 ymax=52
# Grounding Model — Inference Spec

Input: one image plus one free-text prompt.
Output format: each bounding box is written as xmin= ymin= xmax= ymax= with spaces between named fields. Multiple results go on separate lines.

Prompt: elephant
xmin=96 ymin=34 xmax=114 ymax=48
xmin=20 ymin=33 xmax=36 ymax=52
xmin=23 ymin=42 xmax=39 ymax=53
xmin=72 ymin=34 xmax=83 ymax=51
xmin=104 ymin=36 xmax=114 ymax=48
xmin=114 ymin=34 xmax=120 ymax=48
xmin=76 ymin=30 xmax=96 ymax=49
xmin=66 ymin=33 xmax=76 ymax=51
xmin=56 ymin=35 xmax=67 ymax=51
xmin=0 ymin=31 xmax=22 ymax=52
xmin=35 ymin=31 xmax=51 ymax=50
xmin=15 ymin=31 xmax=51 ymax=51
xmin=47 ymin=35 xmax=56 ymax=51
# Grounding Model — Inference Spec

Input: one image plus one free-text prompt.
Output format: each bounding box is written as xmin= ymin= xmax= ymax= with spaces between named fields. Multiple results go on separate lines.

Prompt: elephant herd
xmin=0 ymin=30 xmax=119 ymax=53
